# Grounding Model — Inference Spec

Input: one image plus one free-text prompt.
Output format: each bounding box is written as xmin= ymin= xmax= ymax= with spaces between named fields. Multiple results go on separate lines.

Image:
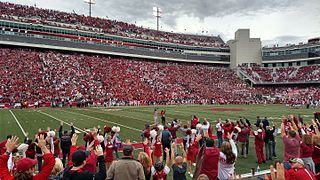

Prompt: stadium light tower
xmin=84 ymin=0 xmax=96 ymax=17
xmin=153 ymin=7 xmax=162 ymax=31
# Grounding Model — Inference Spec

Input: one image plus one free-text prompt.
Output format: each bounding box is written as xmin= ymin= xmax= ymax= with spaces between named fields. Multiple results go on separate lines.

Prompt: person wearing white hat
xmin=287 ymin=158 xmax=316 ymax=179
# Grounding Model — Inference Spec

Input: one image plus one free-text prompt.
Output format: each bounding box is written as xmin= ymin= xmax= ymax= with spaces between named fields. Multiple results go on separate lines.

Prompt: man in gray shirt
xmin=107 ymin=145 xmax=145 ymax=180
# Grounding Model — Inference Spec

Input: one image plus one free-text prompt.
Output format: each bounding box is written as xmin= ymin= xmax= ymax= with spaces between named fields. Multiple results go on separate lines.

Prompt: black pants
xmin=161 ymin=117 xmax=166 ymax=125
xmin=62 ymin=148 xmax=70 ymax=167
xmin=316 ymin=163 xmax=320 ymax=174
xmin=37 ymin=155 xmax=43 ymax=171
xmin=246 ymin=140 xmax=249 ymax=155
xmin=183 ymin=139 xmax=187 ymax=151
xmin=162 ymin=142 xmax=171 ymax=160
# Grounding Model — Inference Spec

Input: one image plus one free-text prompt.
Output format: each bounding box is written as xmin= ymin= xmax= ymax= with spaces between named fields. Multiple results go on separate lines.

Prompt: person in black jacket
xmin=265 ymin=125 xmax=275 ymax=160
xmin=63 ymin=145 xmax=106 ymax=180
xmin=59 ymin=122 xmax=75 ymax=167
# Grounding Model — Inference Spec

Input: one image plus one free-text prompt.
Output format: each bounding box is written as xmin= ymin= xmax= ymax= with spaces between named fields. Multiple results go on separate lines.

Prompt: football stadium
xmin=0 ymin=1 xmax=319 ymax=180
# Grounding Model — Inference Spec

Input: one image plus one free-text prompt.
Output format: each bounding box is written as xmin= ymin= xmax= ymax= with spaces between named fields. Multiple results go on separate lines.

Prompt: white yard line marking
xmin=88 ymin=108 xmax=152 ymax=123
xmin=9 ymin=110 xmax=27 ymax=136
xmin=59 ymin=109 xmax=141 ymax=132
xmin=35 ymin=110 xmax=86 ymax=133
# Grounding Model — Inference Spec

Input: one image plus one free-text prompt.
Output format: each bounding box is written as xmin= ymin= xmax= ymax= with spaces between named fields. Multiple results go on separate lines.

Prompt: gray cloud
xmin=94 ymin=0 xmax=300 ymax=29
xmin=262 ymin=35 xmax=308 ymax=47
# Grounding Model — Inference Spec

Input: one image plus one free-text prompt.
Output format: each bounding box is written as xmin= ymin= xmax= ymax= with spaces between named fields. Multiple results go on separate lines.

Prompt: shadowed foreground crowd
xmin=1 ymin=112 xmax=320 ymax=179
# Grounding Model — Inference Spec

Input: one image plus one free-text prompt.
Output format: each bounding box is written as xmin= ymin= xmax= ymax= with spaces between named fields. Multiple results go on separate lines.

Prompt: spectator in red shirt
xmin=281 ymin=119 xmax=301 ymax=170
xmin=300 ymin=134 xmax=315 ymax=173
xmin=0 ymin=135 xmax=55 ymax=180
xmin=191 ymin=115 xmax=199 ymax=129
xmin=222 ymin=119 xmax=233 ymax=140
xmin=313 ymin=137 xmax=320 ymax=174
xmin=238 ymin=125 xmax=249 ymax=158
xmin=0 ymin=135 xmax=12 ymax=155
xmin=286 ymin=158 xmax=316 ymax=180
xmin=194 ymin=135 xmax=220 ymax=180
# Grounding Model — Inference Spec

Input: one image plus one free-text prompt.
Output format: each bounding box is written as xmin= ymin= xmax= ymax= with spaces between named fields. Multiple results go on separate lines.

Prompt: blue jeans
xmin=217 ymin=132 xmax=223 ymax=148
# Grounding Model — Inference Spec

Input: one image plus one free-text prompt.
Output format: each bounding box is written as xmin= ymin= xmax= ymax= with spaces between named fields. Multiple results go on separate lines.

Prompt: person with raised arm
xmin=63 ymin=134 xmax=106 ymax=180
xmin=218 ymin=132 xmax=238 ymax=180
xmin=0 ymin=135 xmax=55 ymax=180
xmin=59 ymin=122 xmax=75 ymax=167
xmin=281 ymin=115 xmax=301 ymax=170
xmin=171 ymin=143 xmax=187 ymax=180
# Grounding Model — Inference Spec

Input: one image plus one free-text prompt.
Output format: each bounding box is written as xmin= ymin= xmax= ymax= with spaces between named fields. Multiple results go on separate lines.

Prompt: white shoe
xmin=188 ymin=172 xmax=191 ymax=175
xmin=192 ymin=163 xmax=196 ymax=166
xmin=190 ymin=174 xmax=193 ymax=178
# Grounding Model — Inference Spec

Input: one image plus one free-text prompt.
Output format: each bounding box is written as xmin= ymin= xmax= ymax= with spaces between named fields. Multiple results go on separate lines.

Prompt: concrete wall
xmin=228 ymin=29 xmax=262 ymax=69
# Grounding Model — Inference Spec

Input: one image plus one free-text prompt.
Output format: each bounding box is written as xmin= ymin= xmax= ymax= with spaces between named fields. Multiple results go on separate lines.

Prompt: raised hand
xmin=35 ymin=134 xmax=46 ymax=149
xmin=195 ymin=134 xmax=202 ymax=142
xmin=60 ymin=122 xmax=63 ymax=126
xmin=71 ymin=133 xmax=78 ymax=146
xmin=94 ymin=145 xmax=103 ymax=156
xmin=142 ymin=138 xmax=148 ymax=146
xmin=164 ymin=147 xmax=170 ymax=154
xmin=70 ymin=122 xmax=74 ymax=126
xmin=5 ymin=136 xmax=19 ymax=153
xmin=87 ymin=140 xmax=95 ymax=151
xmin=171 ymin=142 xmax=176 ymax=149
xmin=226 ymin=132 xmax=232 ymax=140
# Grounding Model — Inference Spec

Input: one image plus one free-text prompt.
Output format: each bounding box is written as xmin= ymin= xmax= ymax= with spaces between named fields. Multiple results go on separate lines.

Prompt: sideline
xmin=59 ymin=109 xmax=141 ymax=132
xmin=9 ymin=110 xmax=27 ymax=136
xmin=35 ymin=110 xmax=86 ymax=133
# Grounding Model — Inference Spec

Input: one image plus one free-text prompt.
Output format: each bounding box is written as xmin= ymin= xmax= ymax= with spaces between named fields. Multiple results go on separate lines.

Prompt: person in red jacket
xmin=254 ymin=128 xmax=265 ymax=164
xmin=191 ymin=115 xmax=199 ymax=129
xmin=68 ymin=134 xmax=98 ymax=173
xmin=222 ymin=119 xmax=233 ymax=140
xmin=186 ymin=135 xmax=200 ymax=178
xmin=313 ymin=135 xmax=320 ymax=174
xmin=0 ymin=135 xmax=12 ymax=155
xmin=0 ymin=135 xmax=55 ymax=180
xmin=286 ymin=158 xmax=316 ymax=180
xmin=104 ymin=135 xmax=114 ymax=171
xmin=238 ymin=125 xmax=249 ymax=158
xmin=193 ymin=135 xmax=220 ymax=180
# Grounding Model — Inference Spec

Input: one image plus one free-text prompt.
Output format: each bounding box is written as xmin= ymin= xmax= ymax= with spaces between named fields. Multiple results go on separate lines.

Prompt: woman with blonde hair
xmin=49 ymin=158 xmax=64 ymax=180
xmin=140 ymin=138 xmax=152 ymax=180
xmin=218 ymin=133 xmax=237 ymax=180
xmin=300 ymin=127 xmax=315 ymax=173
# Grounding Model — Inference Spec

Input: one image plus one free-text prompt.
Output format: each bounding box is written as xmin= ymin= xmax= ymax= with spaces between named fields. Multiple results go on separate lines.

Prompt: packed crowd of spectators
xmin=0 ymin=47 xmax=319 ymax=106
xmin=0 ymin=47 xmax=261 ymax=106
xmin=240 ymin=64 xmax=320 ymax=83
xmin=0 ymin=2 xmax=225 ymax=47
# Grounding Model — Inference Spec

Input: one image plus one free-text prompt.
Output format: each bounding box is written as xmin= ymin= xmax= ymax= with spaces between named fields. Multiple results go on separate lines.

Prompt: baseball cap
xmin=289 ymin=158 xmax=304 ymax=165
xmin=72 ymin=150 xmax=90 ymax=167
xmin=16 ymin=158 xmax=38 ymax=173
xmin=123 ymin=145 xmax=134 ymax=156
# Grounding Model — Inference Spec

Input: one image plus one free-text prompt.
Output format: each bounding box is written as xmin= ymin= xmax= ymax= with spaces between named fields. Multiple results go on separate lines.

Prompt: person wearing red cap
xmin=0 ymin=135 xmax=55 ymax=180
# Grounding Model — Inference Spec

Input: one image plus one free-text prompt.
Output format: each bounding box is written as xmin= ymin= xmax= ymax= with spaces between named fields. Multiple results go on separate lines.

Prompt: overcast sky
xmin=5 ymin=0 xmax=320 ymax=46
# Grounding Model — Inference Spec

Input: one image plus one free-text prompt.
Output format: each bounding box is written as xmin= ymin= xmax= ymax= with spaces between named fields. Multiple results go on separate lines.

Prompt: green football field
xmin=0 ymin=104 xmax=318 ymax=178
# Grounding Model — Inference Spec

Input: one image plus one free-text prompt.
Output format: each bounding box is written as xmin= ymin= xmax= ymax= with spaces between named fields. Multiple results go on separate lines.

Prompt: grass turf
xmin=0 ymin=104 xmax=318 ymax=179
